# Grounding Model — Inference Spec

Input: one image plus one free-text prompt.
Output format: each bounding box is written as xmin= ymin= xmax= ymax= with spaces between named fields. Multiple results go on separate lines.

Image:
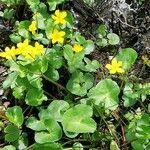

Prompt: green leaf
xmin=73 ymin=142 xmax=84 ymax=150
xmin=84 ymin=40 xmax=95 ymax=55
xmin=26 ymin=117 xmax=46 ymax=131
xmin=3 ymin=9 xmax=15 ymax=20
xmin=110 ymin=140 xmax=120 ymax=150
xmin=27 ymin=74 xmax=42 ymax=89
xmin=62 ymin=104 xmax=96 ymax=133
xmin=75 ymin=32 xmax=86 ymax=44
xmin=17 ymin=133 xmax=28 ymax=150
xmin=96 ymin=38 xmax=108 ymax=47
xmin=63 ymin=129 xmax=78 ymax=138
xmin=116 ymin=48 xmax=137 ymax=70
xmin=5 ymin=106 xmax=24 ymax=127
xmin=123 ymin=83 xmax=139 ymax=107
xmin=107 ymin=33 xmax=120 ymax=45
xmin=33 ymin=143 xmax=63 ymax=150
xmin=1 ymin=145 xmax=16 ymax=150
xmin=36 ymin=13 xmax=45 ymax=30
xmin=4 ymin=124 xmax=20 ymax=142
xmin=88 ymin=79 xmax=120 ymax=110
xmin=63 ymin=45 xmax=85 ymax=72
xmin=13 ymin=86 xmax=25 ymax=99
xmin=98 ymin=24 xmax=107 ymax=37
xmin=35 ymin=117 xmax=62 ymax=143
xmin=18 ymin=21 xmax=31 ymax=38
xmin=47 ymin=0 xmax=65 ymax=11
xmin=3 ymin=72 xmax=18 ymax=89
xmin=26 ymin=0 xmax=39 ymax=12
xmin=66 ymin=11 xmax=74 ymax=27
xmin=10 ymin=33 xmax=22 ymax=43
xmin=39 ymin=56 xmax=48 ymax=73
xmin=44 ymin=67 xmax=59 ymax=81
xmin=25 ymin=87 xmax=47 ymax=106
xmin=47 ymin=47 xmax=63 ymax=69
xmin=83 ymin=58 xmax=100 ymax=72
xmin=131 ymin=140 xmax=144 ymax=150
xmin=47 ymin=2 xmax=57 ymax=11
xmin=67 ymin=71 xmax=94 ymax=96
xmin=47 ymin=100 xmax=70 ymax=122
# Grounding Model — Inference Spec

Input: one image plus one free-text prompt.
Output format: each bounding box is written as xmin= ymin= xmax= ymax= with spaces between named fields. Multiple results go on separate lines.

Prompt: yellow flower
xmin=49 ymin=29 xmax=65 ymax=44
xmin=0 ymin=46 xmax=17 ymax=60
xmin=22 ymin=45 xmax=35 ymax=59
xmin=17 ymin=39 xmax=44 ymax=60
xmin=106 ymin=58 xmax=125 ymax=74
xmin=72 ymin=44 xmax=83 ymax=53
xmin=0 ymin=39 xmax=45 ymax=61
xmin=34 ymin=42 xmax=44 ymax=55
xmin=17 ymin=39 xmax=29 ymax=53
xmin=29 ymin=21 xmax=37 ymax=35
xmin=52 ymin=9 xmax=67 ymax=25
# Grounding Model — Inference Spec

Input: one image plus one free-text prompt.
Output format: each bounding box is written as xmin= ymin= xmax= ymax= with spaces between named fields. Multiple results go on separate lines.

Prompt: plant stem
xmin=42 ymin=74 xmax=67 ymax=91
xmin=62 ymin=139 xmax=91 ymax=147
xmin=25 ymin=144 xmax=35 ymax=150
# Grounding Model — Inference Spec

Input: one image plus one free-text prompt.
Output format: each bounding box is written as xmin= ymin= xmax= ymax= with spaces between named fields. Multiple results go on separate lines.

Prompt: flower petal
xmin=106 ymin=64 xmax=112 ymax=70
xmin=117 ymin=68 xmax=125 ymax=73
xmin=110 ymin=68 xmax=117 ymax=74
xmin=55 ymin=10 xmax=60 ymax=16
xmin=61 ymin=11 xmax=67 ymax=18
xmin=60 ymin=31 xmax=65 ymax=36
xmin=112 ymin=58 xmax=118 ymax=66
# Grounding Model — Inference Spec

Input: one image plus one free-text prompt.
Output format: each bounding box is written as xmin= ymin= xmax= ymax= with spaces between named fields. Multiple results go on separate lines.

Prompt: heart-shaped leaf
xmin=2 ymin=145 xmax=16 ymax=150
xmin=62 ymin=104 xmax=96 ymax=133
xmin=47 ymin=100 xmax=70 ymax=122
xmin=4 ymin=124 xmax=20 ymax=142
xmin=35 ymin=117 xmax=62 ymax=143
xmin=88 ymin=79 xmax=120 ymax=110
xmin=25 ymin=87 xmax=47 ymax=106
xmin=116 ymin=48 xmax=137 ymax=70
xmin=67 ymin=71 xmax=94 ymax=96
xmin=5 ymin=106 xmax=24 ymax=127
xmin=26 ymin=117 xmax=46 ymax=131
xmin=107 ymin=33 xmax=120 ymax=45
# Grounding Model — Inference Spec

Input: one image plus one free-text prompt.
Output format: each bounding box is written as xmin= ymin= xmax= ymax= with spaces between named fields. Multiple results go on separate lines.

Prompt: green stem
xmin=62 ymin=139 xmax=91 ymax=147
xmin=42 ymin=74 xmax=67 ymax=91
xmin=25 ymin=144 xmax=35 ymax=150
xmin=93 ymin=104 xmax=120 ymax=144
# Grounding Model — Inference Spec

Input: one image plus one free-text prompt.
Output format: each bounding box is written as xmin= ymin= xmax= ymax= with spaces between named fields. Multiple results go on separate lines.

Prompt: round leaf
xmin=4 ymin=125 xmax=20 ymax=142
xmin=88 ymin=79 xmax=120 ymax=110
xmin=26 ymin=117 xmax=46 ymax=131
xmin=62 ymin=104 xmax=96 ymax=133
xmin=47 ymin=100 xmax=70 ymax=122
xmin=67 ymin=72 xmax=94 ymax=96
xmin=5 ymin=106 xmax=24 ymax=127
xmin=35 ymin=117 xmax=62 ymax=143
xmin=84 ymin=40 xmax=95 ymax=55
xmin=116 ymin=48 xmax=138 ymax=70
xmin=107 ymin=33 xmax=120 ymax=45
xmin=2 ymin=145 xmax=16 ymax=150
